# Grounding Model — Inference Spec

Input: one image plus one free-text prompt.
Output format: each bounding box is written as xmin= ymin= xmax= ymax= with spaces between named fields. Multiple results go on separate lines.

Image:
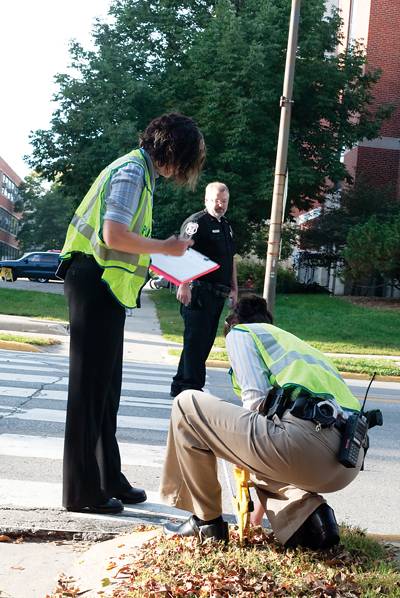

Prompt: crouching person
xmin=160 ymin=295 xmax=364 ymax=548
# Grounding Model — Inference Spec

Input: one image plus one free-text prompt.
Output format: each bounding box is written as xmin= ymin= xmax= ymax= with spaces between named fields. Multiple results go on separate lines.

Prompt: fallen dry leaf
xmin=0 ymin=534 xmax=11 ymax=542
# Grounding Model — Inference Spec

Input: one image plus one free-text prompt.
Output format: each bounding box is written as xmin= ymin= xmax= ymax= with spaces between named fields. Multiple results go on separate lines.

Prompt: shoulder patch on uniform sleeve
xmin=185 ymin=222 xmax=199 ymax=236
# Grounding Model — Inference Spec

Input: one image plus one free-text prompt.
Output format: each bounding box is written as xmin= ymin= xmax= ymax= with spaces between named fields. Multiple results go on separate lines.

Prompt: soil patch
xmin=341 ymin=296 xmax=400 ymax=310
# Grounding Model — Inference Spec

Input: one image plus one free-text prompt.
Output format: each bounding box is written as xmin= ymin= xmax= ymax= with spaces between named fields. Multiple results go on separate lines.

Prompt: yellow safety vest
xmin=60 ymin=149 xmax=153 ymax=308
xmin=230 ymin=323 xmax=360 ymax=412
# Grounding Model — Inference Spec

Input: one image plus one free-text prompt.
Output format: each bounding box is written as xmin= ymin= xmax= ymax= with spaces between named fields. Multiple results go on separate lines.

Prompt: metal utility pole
xmin=263 ymin=0 xmax=301 ymax=314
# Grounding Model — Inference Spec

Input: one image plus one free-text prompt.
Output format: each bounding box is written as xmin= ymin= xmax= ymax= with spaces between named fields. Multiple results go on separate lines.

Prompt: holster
xmin=259 ymin=387 xmax=291 ymax=419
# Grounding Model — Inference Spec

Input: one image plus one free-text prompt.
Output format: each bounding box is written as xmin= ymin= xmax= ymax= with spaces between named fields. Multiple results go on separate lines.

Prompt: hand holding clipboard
xmin=150 ymin=247 xmax=220 ymax=286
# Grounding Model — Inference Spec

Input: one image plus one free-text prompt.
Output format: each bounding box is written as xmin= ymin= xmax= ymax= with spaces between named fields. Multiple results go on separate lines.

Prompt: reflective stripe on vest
xmin=69 ymin=213 xmax=148 ymax=277
xmin=232 ymin=323 xmax=360 ymax=412
xmin=60 ymin=148 xmax=153 ymax=307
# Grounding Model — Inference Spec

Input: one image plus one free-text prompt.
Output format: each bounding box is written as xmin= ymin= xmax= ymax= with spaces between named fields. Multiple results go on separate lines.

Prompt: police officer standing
xmin=170 ymin=182 xmax=237 ymax=397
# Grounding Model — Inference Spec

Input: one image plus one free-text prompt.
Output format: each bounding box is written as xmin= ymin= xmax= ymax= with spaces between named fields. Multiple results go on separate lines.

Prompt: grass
xmin=150 ymin=290 xmax=400 ymax=356
xmin=332 ymin=358 xmax=400 ymax=377
xmin=275 ymin=294 xmax=400 ymax=355
xmin=0 ymin=288 xmax=68 ymax=321
xmin=92 ymin=525 xmax=400 ymax=598
xmin=150 ymin=289 xmax=229 ymax=347
xmin=150 ymin=289 xmax=400 ymax=376
xmin=0 ymin=333 xmax=60 ymax=346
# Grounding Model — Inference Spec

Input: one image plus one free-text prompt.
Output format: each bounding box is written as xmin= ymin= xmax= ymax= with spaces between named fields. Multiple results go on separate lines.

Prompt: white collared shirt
xmin=226 ymin=328 xmax=273 ymax=411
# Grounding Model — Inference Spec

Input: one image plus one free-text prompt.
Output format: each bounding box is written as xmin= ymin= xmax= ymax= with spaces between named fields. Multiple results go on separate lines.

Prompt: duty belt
xmin=191 ymin=280 xmax=231 ymax=298
xmin=263 ymin=387 xmax=347 ymax=429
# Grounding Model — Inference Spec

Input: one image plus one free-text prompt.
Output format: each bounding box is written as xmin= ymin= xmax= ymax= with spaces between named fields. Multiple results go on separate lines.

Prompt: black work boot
xmin=285 ymin=504 xmax=340 ymax=550
xmin=164 ymin=515 xmax=229 ymax=544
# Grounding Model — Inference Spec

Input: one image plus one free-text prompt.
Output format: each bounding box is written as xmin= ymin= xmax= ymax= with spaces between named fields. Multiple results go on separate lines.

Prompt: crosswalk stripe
xmin=6 ymin=408 xmax=170 ymax=431
xmin=0 ymin=372 xmax=62 ymax=383
xmin=33 ymin=388 xmax=173 ymax=407
xmin=0 ymin=363 xmax=174 ymax=381
xmin=0 ymin=354 xmax=176 ymax=372
xmin=0 ymin=434 xmax=166 ymax=466
xmin=121 ymin=381 xmax=171 ymax=393
xmin=32 ymin=387 xmax=172 ymax=408
xmin=0 ymin=386 xmax=37 ymax=398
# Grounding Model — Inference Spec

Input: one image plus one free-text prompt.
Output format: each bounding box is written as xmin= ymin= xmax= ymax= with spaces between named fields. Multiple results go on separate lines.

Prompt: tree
xmin=298 ymin=179 xmax=399 ymax=257
xmin=343 ymin=214 xmax=400 ymax=290
xmin=26 ymin=1 xmax=215 ymax=202
xmin=16 ymin=176 xmax=74 ymax=252
xmin=26 ymin=0 xmax=392 ymax=253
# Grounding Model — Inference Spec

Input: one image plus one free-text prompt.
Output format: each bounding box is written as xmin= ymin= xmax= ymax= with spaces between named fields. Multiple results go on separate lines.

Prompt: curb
xmin=0 ymin=340 xmax=40 ymax=352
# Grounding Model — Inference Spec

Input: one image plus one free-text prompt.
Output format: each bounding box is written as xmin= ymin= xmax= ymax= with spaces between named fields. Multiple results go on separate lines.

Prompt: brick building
xmin=295 ymin=0 xmax=400 ymax=294
xmin=0 ymin=156 xmax=22 ymax=260
xmin=328 ymin=0 xmax=400 ymax=195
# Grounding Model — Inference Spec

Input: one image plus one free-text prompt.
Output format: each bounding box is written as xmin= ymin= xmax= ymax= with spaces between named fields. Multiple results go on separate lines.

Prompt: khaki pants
xmin=160 ymin=390 xmax=361 ymax=544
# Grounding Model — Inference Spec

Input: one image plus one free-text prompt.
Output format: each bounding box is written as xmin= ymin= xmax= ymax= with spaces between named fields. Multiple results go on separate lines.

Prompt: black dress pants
xmin=171 ymin=285 xmax=226 ymax=395
xmin=62 ymin=254 xmax=131 ymax=508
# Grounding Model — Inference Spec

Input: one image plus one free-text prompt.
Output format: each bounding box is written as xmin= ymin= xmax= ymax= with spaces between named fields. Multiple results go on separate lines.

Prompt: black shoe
xmin=163 ymin=515 xmax=229 ymax=544
xmin=116 ymin=487 xmax=147 ymax=504
xmin=66 ymin=497 xmax=124 ymax=515
xmin=285 ymin=504 xmax=340 ymax=550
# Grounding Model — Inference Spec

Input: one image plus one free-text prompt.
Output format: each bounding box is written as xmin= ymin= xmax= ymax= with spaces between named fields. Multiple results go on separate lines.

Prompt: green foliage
xmin=26 ymin=0 xmax=391 ymax=254
xmin=236 ymin=260 xmax=329 ymax=294
xmin=16 ymin=175 xmax=74 ymax=252
xmin=249 ymin=222 xmax=297 ymax=262
xmin=236 ymin=259 xmax=265 ymax=292
xmin=300 ymin=179 xmax=399 ymax=256
xmin=343 ymin=214 xmax=400 ymax=289
xmin=297 ymin=179 xmax=400 ymax=289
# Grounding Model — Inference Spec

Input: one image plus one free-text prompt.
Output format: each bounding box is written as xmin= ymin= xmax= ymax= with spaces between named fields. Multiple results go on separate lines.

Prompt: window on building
xmin=0 ymin=206 xmax=19 ymax=236
xmin=0 ymin=242 xmax=19 ymax=260
xmin=0 ymin=172 xmax=21 ymax=203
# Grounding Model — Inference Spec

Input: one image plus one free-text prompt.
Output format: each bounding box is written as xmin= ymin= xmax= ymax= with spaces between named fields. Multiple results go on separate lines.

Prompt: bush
xmin=277 ymin=268 xmax=330 ymax=294
xmin=236 ymin=260 xmax=265 ymax=292
xmin=236 ymin=260 xmax=329 ymax=295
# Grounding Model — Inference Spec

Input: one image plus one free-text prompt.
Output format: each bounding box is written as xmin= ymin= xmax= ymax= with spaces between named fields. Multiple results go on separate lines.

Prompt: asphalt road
xmin=0 ymin=278 xmax=64 ymax=294
xmin=0 ymin=349 xmax=398 ymax=538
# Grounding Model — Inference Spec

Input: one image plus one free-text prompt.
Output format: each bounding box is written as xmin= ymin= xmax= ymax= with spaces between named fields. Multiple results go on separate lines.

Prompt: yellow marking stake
xmin=233 ymin=466 xmax=254 ymax=544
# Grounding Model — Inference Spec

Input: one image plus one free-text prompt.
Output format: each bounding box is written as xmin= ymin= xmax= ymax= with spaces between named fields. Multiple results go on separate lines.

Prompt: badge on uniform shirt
xmin=185 ymin=222 xmax=199 ymax=236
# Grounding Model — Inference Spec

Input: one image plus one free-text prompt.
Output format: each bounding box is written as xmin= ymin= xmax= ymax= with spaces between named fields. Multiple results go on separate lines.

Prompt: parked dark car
xmin=0 ymin=251 xmax=61 ymax=283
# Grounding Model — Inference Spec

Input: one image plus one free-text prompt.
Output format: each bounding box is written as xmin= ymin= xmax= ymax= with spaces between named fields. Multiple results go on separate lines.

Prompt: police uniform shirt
xmin=180 ymin=209 xmax=234 ymax=287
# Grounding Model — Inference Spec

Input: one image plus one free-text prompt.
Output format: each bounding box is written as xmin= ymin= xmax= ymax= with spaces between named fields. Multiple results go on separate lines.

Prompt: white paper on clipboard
xmin=150 ymin=247 xmax=219 ymax=285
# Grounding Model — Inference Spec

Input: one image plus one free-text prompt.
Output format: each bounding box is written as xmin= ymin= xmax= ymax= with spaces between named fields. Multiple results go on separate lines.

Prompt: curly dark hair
xmin=139 ymin=113 xmax=205 ymax=189
xmin=224 ymin=294 xmax=273 ymax=335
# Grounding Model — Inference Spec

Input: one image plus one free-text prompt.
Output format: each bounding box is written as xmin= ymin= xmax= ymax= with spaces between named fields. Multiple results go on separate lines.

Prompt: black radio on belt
xmin=338 ymin=373 xmax=382 ymax=469
xmin=338 ymin=412 xmax=369 ymax=468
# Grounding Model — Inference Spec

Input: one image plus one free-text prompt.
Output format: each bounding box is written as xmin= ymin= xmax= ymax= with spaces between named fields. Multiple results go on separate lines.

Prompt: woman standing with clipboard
xmin=57 ymin=113 xmax=205 ymax=515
